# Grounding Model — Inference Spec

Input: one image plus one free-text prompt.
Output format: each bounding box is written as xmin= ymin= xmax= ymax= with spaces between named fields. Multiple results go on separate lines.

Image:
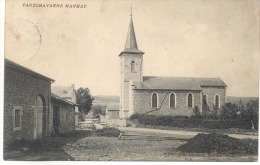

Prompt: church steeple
xmin=119 ymin=7 xmax=144 ymax=56
xmin=125 ymin=16 xmax=138 ymax=50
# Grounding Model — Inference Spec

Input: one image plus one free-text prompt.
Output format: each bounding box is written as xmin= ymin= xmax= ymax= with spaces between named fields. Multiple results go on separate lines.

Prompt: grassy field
xmin=4 ymin=130 xmax=258 ymax=161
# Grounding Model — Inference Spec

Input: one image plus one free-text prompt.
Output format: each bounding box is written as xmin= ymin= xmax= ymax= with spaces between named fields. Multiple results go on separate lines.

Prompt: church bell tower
xmin=119 ymin=10 xmax=144 ymax=119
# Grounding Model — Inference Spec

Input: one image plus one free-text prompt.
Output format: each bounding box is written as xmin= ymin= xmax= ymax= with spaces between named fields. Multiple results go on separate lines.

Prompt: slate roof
xmin=5 ymin=58 xmax=54 ymax=82
xmin=51 ymin=93 xmax=77 ymax=106
xmin=51 ymin=86 xmax=74 ymax=98
xmin=119 ymin=17 xmax=144 ymax=56
xmin=134 ymin=76 xmax=226 ymax=91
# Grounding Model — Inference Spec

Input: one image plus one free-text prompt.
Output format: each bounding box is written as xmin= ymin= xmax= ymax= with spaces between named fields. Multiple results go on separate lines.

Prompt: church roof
xmin=134 ymin=76 xmax=226 ymax=91
xmin=119 ymin=17 xmax=144 ymax=56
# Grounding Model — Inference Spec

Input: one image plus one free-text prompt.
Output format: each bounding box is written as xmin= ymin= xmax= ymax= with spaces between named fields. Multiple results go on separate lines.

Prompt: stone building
xmin=106 ymin=102 xmax=120 ymax=119
xmin=51 ymin=93 xmax=76 ymax=134
xmin=119 ymin=16 xmax=227 ymax=118
xmin=52 ymin=85 xmax=79 ymax=126
xmin=4 ymin=58 xmax=54 ymax=145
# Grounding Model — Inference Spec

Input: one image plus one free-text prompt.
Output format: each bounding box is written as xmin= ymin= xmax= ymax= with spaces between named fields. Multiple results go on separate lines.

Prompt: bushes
xmin=192 ymin=106 xmax=200 ymax=117
xmin=130 ymin=99 xmax=258 ymax=130
xmin=95 ymin=127 xmax=120 ymax=137
xmin=129 ymin=114 xmax=252 ymax=130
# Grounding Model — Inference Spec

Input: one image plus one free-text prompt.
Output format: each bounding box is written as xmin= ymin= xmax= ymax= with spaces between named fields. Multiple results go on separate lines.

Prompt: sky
xmin=4 ymin=0 xmax=260 ymax=97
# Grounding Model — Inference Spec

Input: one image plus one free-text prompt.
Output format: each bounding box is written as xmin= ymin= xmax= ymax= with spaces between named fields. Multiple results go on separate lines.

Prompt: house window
xmin=169 ymin=93 xmax=176 ymax=108
xmin=116 ymin=111 xmax=119 ymax=116
xmin=131 ymin=61 xmax=135 ymax=72
xmin=188 ymin=93 xmax=193 ymax=108
xmin=13 ymin=106 xmax=22 ymax=131
xmin=151 ymin=93 xmax=158 ymax=108
xmin=215 ymin=95 xmax=220 ymax=108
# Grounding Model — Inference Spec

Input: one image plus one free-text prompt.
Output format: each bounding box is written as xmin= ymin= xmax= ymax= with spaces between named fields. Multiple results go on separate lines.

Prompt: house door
xmin=53 ymin=106 xmax=60 ymax=134
xmin=34 ymin=95 xmax=44 ymax=140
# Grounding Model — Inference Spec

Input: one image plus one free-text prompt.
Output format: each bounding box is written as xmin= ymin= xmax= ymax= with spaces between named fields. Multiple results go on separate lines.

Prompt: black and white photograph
xmin=1 ymin=0 xmax=259 ymax=162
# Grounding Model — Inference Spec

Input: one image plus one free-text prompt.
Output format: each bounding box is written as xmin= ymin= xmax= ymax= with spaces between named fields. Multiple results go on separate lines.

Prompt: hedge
xmin=130 ymin=114 xmax=253 ymax=130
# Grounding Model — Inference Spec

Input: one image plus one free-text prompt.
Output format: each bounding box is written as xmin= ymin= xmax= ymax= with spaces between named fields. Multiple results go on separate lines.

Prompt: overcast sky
xmin=5 ymin=0 xmax=259 ymax=97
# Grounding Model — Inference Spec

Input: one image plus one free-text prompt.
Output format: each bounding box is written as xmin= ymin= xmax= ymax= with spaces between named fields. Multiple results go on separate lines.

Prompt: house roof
xmin=134 ymin=76 xmax=226 ymax=91
xmin=51 ymin=86 xmax=74 ymax=98
xmin=106 ymin=102 xmax=120 ymax=111
xmin=119 ymin=17 xmax=144 ymax=56
xmin=5 ymin=58 xmax=54 ymax=82
xmin=51 ymin=93 xmax=77 ymax=106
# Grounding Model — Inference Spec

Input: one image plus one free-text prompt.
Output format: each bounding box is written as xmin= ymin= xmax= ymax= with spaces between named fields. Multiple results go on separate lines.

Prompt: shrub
xmin=241 ymin=99 xmax=259 ymax=130
xmin=221 ymin=103 xmax=239 ymax=119
xmin=129 ymin=114 xmax=252 ymax=130
xmin=192 ymin=106 xmax=201 ymax=117
xmin=95 ymin=127 xmax=120 ymax=137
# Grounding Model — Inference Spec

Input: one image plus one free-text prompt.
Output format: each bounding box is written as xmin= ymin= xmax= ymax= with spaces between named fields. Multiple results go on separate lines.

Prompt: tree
xmin=92 ymin=105 xmax=106 ymax=118
xmin=241 ymin=99 xmax=259 ymax=130
xmin=221 ymin=103 xmax=238 ymax=119
xmin=76 ymin=87 xmax=94 ymax=114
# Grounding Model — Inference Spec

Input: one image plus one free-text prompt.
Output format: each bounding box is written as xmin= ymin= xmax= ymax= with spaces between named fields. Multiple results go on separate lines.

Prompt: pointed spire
xmin=125 ymin=16 xmax=138 ymax=50
xmin=119 ymin=6 xmax=144 ymax=56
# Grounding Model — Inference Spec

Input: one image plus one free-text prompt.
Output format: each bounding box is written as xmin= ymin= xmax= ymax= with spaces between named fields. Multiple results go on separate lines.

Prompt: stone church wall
xmin=132 ymin=89 xmax=202 ymax=117
xmin=201 ymin=86 xmax=226 ymax=110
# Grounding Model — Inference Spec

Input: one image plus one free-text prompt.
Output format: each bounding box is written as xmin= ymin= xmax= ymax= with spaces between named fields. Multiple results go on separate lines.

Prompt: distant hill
xmin=226 ymin=96 xmax=258 ymax=105
xmin=93 ymin=95 xmax=120 ymax=103
xmin=92 ymin=95 xmax=258 ymax=105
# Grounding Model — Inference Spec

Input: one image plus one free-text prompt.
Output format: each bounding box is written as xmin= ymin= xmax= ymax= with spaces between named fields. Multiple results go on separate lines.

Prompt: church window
xmin=188 ymin=93 xmax=193 ymax=108
xmin=169 ymin=93 xmax=176 ymax=108
xmin=203 ymin=95 xmax=208 ymax=106
xmin=151 ymin=93 xmax=158 ymax=108
xmin=131 ymin=61 xmax=135 ymax=72
xmin=215 ymin=95 xmax=220 ymax=108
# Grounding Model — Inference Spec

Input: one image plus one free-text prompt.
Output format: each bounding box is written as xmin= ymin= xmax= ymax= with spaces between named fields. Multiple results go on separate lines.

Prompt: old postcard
xmin=2 ymin=0 xmax=259 ymax=162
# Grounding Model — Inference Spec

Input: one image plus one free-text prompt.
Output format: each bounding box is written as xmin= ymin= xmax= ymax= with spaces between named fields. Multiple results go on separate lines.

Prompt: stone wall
xmin=120 ymin=53 xmax=143 ymax=118
xmin=132 ymin=89 xmax=202 ymax=117
xmin=4 ymin=65 xmax=52 ymax=145
xmin=201 ymin=86 xmax=226 ymax=110
xmin=51 ymin=101 xmax=75 ymax=134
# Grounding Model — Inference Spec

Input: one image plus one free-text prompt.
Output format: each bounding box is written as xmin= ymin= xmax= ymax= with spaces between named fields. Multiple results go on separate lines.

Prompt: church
xmin=119 ymin=14 xmax=227 ymax=119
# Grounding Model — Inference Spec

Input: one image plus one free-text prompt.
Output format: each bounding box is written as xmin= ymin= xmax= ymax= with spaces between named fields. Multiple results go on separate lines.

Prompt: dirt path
xmin=118 ymin=127 xmax=258 ymax=139
xmin=63 ymin=133 xmax=258 ymax=161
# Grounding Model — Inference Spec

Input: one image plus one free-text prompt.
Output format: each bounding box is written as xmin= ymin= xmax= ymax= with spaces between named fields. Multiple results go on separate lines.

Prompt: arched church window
xmin=215 ymin=95 xmax=220 ymax=108
xmin=169 ymin=93 xmax=176 ymax=108
xmin=131 ymin=61 xmax=135 ymax=72
xmin=203 ymin=95 xmax=207 ymax=106
xmin=188 ymin=93 xmax=193 ymax=108
xmin=151 ymin=93 xmax=158 ymax=108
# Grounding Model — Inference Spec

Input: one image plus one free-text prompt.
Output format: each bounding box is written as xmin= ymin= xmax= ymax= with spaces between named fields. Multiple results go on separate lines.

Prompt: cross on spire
xmin=130 ymin=4 xmax=132 ymax=17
